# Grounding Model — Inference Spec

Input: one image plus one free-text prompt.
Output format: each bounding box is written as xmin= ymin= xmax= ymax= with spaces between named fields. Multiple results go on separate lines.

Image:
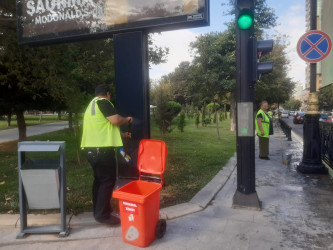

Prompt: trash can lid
xmin=18 ymin=142 xmax=63 ymax=152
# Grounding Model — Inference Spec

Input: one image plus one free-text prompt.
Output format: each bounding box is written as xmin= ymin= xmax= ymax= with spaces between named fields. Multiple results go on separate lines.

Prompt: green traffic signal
xmin=238 ymin=14 xmax=253 ymax=30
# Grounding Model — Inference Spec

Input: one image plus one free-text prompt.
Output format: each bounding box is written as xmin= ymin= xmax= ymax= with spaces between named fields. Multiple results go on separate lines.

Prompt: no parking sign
xmin=297 ymin=30 xmax=332 ymax=63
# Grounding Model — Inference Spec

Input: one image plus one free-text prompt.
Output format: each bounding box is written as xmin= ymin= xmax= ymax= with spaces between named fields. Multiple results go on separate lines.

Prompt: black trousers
xmin=85 ymin=147 xmax=117 ymax=221
xmin=258 ymin=136 xmax=269 ymax=158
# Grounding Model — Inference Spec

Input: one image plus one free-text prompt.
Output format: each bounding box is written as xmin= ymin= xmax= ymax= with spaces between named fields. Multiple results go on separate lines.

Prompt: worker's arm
xmin=120 ymin=132 xmax=132 ymax=139
xmin=257 ymin=117 xmax=265 ymax=136
xmin=107 ymin=115 xmax=133 ymax=127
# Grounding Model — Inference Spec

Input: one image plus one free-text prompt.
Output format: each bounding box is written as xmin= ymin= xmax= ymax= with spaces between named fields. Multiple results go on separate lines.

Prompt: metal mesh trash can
xmin=17 ymin=141 xmax=70 ymax=238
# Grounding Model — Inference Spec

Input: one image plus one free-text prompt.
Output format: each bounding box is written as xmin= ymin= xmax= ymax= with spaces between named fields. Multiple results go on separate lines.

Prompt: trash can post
xmin=17 ymin=151 xmax=27 ymax=239
xmin=59 ymin=142 xmax=67 ymax=237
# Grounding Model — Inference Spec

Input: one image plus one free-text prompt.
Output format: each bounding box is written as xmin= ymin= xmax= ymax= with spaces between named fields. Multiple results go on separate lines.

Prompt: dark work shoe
xmin=259 ymin=156 xmax=270 ymax=160
xmin=96 ymin=215 xmax=120 ymax=226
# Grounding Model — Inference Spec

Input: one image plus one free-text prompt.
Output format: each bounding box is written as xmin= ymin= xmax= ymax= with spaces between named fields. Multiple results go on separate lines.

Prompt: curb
xmin=291 ymin=129 xmax=303 ymax=143
xmin=160 ymin=153 xmax=237 ymax=220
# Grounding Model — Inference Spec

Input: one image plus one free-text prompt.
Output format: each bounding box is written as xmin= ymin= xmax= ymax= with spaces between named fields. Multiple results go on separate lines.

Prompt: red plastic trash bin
xmin=113 ymin=139 xmax=167 ymax=247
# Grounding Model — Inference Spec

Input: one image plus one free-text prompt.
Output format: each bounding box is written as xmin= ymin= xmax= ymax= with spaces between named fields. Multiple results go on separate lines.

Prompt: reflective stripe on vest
xmin=80 ymin=97 xmax=123 ymax=148
xmin=255 ymin=109 xmax=270 ymax=138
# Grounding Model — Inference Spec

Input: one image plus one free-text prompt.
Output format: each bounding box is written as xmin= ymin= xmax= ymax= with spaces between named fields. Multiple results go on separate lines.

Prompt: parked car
xmin=281 ymin=111 xmax=289 ymax=118
xmin=293 ymin=112 xmax=305 ymax=124
xmin=319 ymin=112 xmax=332 ymax=122
xmin=327 ymin=112 xmax=333 ymax=122
xmin=289 ymin=111 xmax=295 ymax=116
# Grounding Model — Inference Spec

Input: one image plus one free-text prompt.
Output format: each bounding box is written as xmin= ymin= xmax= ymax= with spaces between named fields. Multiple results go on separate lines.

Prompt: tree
xmin=148 ymin=34 xmax=169 ymax=68
xmin=162 ymin=61 xmax=197 ymax=106
xmin=151 ymin=79 xmax=180 ymax=134
xmin=190 ymin=32 xmax=236 ymax=103
xmin=0 ymin=2 xmax=55 ymax=140
xmin=254 ymin=37 xmax=296 ymax=108
xmin=0 ymin=1 xmax=169 ymax=141
xmin=177 ymin=111 xmax=186 ymax=132
xmin=318 ymin=84 xmax=333 ymax=111
xmin=283 ymin=98 xmax=302 ymax=111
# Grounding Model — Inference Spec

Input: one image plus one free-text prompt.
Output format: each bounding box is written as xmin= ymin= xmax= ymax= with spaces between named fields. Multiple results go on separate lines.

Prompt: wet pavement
xmin=1 ymin=126 xmax=333 ymax=249
xmin=255 ymin=131 xmax=333 ymax=249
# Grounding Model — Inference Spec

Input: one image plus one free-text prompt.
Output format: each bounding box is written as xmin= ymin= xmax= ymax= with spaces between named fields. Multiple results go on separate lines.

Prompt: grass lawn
xmin=0 ymin=117 xmax=236 ymax=214
xmin=0 ymin=115 xmax=67 ymax=130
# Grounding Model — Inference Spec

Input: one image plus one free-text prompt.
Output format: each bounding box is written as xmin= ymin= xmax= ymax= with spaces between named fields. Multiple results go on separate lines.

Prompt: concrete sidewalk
xmin=1 ymin=127 xmax=333 ymax=249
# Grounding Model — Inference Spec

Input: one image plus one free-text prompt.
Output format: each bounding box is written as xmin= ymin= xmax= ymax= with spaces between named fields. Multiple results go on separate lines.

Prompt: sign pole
xmin=297 ymin=0 xmax=327 ymax=174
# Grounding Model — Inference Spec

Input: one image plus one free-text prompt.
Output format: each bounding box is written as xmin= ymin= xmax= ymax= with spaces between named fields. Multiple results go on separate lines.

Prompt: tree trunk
xmin=214 ymin=101 xmax=220 ymax=140
xmin=73 ymin=123 xmax=81 ymax=165
xmin=6 ymin=113 xmax=11 ymax=127
xmin=230 ymin=90 xmax=236 ymax=132
xmin=57 ymin=111 xmax=62 ymax=120
xmin=68 ymin=112 xmax=73 ymax=129
xmin=224 ymin=104 xmax=227 ymax=120
xmin=16 ymin=110 xmax=27 ymax=141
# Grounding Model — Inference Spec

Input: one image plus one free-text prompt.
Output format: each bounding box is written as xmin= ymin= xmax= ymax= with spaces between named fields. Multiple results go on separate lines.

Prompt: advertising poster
xmin=17 ymin=0 xmax=209 ymax=44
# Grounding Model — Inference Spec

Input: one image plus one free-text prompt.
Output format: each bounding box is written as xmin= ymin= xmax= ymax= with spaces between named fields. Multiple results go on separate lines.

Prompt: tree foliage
xmin=0 ymin=1 xmax=168 ymax=140
xmin=152 ymin=80 xmax=182 ymax=134
xmin=225 ymin=0 xmax=277 ymax=37
xmin=150 ymin=0 xmax=280 ymax=133
xmin=177 ymin=111 xmax=186 ymax=133
xmin=283 ymin=98 xmax=302 ymax=111
xmin=318 ymin=84 xmax=333 ymax=111
xmin=254 ymin=37 xmax=296 ymax=107
xmin=150 ymin=0 xmax=293 ymax=134
xmin=190 ymin=31 xmax=236 ymax=102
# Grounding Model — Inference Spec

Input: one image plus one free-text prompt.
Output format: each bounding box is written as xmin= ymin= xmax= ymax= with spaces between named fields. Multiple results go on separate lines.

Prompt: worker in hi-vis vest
xmin=81 ymin=84 xmax=133 ymax=226
xmin=255 ymin=101 xmax=270 ymax=160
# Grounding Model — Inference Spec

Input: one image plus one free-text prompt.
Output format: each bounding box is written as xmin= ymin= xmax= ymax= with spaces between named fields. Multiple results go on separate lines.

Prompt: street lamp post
xmin=297 ymin=0 xmax=327 ymax=174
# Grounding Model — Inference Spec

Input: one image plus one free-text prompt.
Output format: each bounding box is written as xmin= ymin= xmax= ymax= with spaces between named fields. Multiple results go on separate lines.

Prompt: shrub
xmin=177 ymin=111 xmax=186 ymax=132
xmin=195 ymin=113 xmax=200 ymax=128
xmin=154 ymin=101 xmax=182 ymax=134
xmin=167 ymin=101 xmax=182 ymax=116
xmin=206 ymin=102 xmax=220 ymax=115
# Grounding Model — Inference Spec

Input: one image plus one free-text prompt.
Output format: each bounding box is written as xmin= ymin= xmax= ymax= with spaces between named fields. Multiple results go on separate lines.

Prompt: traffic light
xmin=250 ymin=37 xmax=274 ymax=82
xmin=236 ymin=0 xmax=254 ymax=30
xmin=237 ymin=9 xmax=254 ymax=30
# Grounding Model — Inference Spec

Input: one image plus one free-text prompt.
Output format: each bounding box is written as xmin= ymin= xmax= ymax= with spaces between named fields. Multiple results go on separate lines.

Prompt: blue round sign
xmin=297 ymin=30 xmax=332 ymax=63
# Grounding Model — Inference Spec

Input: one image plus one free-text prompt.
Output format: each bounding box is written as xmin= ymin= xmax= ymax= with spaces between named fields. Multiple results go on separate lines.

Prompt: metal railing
xmin=278 ymin=119 xmax=292 ymax=141
xmin=319 ymin=121 xmax=333 ymax=169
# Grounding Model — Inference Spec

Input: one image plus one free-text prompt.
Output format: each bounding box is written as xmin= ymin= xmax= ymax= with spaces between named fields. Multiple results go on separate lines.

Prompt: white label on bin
xmin=128 ymin=214 xmax=134 ymax=222
xmin=125 ymin=226 xmax=139 ymax=241
xmin=122 ymin=201 xmax=138 ymax=214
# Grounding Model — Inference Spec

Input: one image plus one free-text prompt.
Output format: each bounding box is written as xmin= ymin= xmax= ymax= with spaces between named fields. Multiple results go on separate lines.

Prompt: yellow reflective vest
xmin=255 ymin=109 xmax=270 ymax=138
xmin=81 ymin=97 xmax=123 ymax=148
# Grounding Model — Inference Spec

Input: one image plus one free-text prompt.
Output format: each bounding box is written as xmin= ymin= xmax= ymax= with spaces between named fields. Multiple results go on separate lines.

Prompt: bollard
xmin=278 ymin=119 xmax=292 ymax=141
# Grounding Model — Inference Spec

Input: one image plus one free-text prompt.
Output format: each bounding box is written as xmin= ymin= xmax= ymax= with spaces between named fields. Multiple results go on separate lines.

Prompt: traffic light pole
xmin=297 ymin=0 xmax=327 ymax=174
xmin=232 ymin=0 xmax=261 ymax=210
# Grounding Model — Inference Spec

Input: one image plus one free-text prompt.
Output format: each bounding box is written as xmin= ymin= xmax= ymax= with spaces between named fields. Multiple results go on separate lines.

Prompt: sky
xmin=149 ymin=0 xmax=306 ymax=86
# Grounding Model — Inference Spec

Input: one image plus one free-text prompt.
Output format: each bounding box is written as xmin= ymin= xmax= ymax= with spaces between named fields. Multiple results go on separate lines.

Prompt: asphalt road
xmin=0 ymin=121 xmax=69 ymax=144
xmin=280 ymin=116 xmax=303 ymax=140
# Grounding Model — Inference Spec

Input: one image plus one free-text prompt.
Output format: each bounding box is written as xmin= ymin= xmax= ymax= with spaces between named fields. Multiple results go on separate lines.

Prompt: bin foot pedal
xmin=59 ymin=226 xmax=71 ymax=238
xmin=16 ymin=232 xmax=27 ymax=239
